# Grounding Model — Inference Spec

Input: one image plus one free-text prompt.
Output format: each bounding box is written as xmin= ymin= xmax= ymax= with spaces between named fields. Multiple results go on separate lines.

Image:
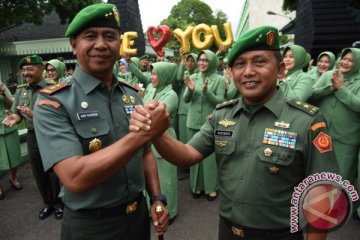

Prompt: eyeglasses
xmin=46 ymin=68 xmax=56 ymax=72
xmin=198 ymin=58 xmax=209 ymax=63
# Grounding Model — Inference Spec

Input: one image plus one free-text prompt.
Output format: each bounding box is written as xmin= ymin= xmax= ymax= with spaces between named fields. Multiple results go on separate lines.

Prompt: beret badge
xmin=266 ymin=31 xmax=276 ymax=46
xmin=113 ymin=6 xmax=120 ymax=27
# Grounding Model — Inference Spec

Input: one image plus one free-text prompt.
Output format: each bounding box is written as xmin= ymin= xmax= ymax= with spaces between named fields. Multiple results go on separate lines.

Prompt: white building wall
xmin=248 ymin=0 xmax=295 ymax=30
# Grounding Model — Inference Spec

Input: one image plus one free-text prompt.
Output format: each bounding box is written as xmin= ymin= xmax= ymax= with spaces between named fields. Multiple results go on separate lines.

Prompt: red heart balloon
xmin=147 ymin=25 xmax=172 ymax=57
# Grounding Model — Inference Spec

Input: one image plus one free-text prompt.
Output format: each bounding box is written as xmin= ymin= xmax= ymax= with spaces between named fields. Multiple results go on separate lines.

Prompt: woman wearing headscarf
xmin=143 ymin=62 xmax=179 ymax=223
xmin=308 ymin=51 xmax=336 ymax=82
xmin=0 ymin=83 xmax=22 ymax=199
xmin=184 ymin=50 xmax=226 ymax=201
xmin=45 ymin=59 xmax=66 ymax=83
xmin=175 ymin=49 xmax=198 ymax=144
xmin=279 ymin=45 xmax=313 ymax=101
xmin=312 ymin=48 xmax=360 ymax=185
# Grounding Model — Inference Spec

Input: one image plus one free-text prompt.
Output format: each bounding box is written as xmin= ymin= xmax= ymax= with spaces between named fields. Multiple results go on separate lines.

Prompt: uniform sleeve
xmin=183 ymin=80 xmax=194 ymax=103
xmin=304 ymin=112 xmax=339 ymax=176
xmin=204 ymin=76 xmax=226 ymax=106
xmin=10 ymin=88 xmax=21 ymax=114
xmin=34 ymin=95 xmax=84 ymax=171
xmin=187 ymin=112 xmax=215 ymax=158
xmin=311 ymin=71 xmax=333 ymax=100
xmin=225 ymin=78 xmax=239 ymax=100
xmin=283 ymin=74 xmax=313 ymax=101
xmin=129 ymin=63 xmax=150 ymax=86
xmin=333 ymin=86 xmax=360 ymax=112
xmin=163 ymin=92 xmax=178 ymax=116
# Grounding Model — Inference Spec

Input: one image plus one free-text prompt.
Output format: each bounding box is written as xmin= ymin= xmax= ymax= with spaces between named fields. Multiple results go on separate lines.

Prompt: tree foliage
xmin=0 ymin=0 xmax=100 ymax=30
xmin=159 ymin=0 xmax=229 ymax=55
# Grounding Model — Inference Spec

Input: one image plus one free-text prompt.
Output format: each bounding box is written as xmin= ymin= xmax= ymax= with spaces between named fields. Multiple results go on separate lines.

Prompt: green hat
xmin=19 ymin=55 xmax=43 ymax=69
xmin=65 ymin=3 xmax=120 ymax=37
xmin=227 ymin=26 xmax=280 ymax=67
xmin=140 ymin=55 xmax=149 ymax=60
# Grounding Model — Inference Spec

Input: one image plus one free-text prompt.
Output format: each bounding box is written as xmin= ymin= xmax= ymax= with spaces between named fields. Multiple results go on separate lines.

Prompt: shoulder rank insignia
xmin=39 ymin=82 xmax=69 ymax=95
xmin=16 ymin=83 xmax=27 ymax=88
xmin=313 ymin=132 xmax=332 ymax=153
xmin=37 ymin=99 xmax=61 ymax=109
xmin=119 ymin=81 xmax=140 ymax=92
xmin=216 ymin=98 xmax=239 ymax=110
xmin=287 ymin=99 xmax=319 ymax=116
xmin=218 ymin=119 xmax=236 ymax=128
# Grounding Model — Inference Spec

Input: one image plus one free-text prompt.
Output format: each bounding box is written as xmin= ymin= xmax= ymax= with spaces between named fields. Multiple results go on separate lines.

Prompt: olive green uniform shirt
xmin=11 ymin=79 xmax=47 ymax=131
xmin=34 ymin=67 xmax=148 ymax=210
xmin=188 ymin=89 xmax=338 ymax=229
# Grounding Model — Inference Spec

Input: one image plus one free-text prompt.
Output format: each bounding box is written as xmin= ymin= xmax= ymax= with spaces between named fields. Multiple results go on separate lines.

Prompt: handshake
xmin=129 ymin=101 xmax=170 ymax=138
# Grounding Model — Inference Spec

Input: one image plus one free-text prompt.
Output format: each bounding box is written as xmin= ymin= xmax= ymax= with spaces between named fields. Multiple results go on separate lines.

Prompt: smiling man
xmin=129 ymin=26 xmax=339 ymax=240
xmin=33 ymin=3 xmax=169 ymax=240
xmin=2 ymin=55 xmax=64 ymax=220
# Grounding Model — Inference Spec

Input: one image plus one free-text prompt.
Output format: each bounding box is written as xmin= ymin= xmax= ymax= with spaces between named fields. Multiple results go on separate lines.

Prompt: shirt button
xmin=246 ymin=148 xmax=251 ymax=153
xmin=240 ymin=176 xmax=244 ymax=180
xmin=272 ymin=157 xmax=278 ymax=161
xmin=91 ymin=128 xmax=97 ymax=134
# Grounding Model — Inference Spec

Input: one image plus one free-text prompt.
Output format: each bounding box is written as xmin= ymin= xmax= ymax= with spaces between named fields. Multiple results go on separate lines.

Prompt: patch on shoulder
xmin=216 ymin=98 xmax=239 ymax=110
xmin=287 ymin=99 xmax=318 ymax=116
xmin=39 ymin=82 xmax=69 ymax=95
xmin=37 ymin=99 xmax=61 ymax=109
xmin=16 ymin=83 xmax=27 ymax=88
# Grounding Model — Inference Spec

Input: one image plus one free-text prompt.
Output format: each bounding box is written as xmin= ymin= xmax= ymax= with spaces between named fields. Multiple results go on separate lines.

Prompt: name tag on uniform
xmin=263 ymin=128 xmax=297 ymax=149
xmin=215 ymin=130 xmax=233 ymax=137
xmin=77 ymin=111 xmax=100 ymax=121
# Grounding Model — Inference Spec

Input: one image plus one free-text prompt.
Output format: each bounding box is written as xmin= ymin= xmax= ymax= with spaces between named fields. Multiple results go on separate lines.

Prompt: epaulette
xmin=16 ymin=83 xmax=27 ymax=88
xmin=39 ymin=82 xmax=70 ymax=95
xmin=287 ymin=99 xmax=319 ymax=116
xmin=216 ymin=98 xmax=239 ymax=110
xmin=119 ymin=81 xmax=140 ymax=92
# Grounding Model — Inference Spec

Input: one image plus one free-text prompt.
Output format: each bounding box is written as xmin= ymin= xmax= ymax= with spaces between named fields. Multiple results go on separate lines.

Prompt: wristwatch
xmin=151 ymin=194 xmax=167 ymax=206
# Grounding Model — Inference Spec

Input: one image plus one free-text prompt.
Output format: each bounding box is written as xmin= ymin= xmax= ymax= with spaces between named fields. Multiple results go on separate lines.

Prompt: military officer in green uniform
xmin=2 ymin=55 xmax=64 ymax=219
xmin=33 ymin=3 xmax=168 ymax=240
xmin=129 ymin=26 xmax=339 ymax=240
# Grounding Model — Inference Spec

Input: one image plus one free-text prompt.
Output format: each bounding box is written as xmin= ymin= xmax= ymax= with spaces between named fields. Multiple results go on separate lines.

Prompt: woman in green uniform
xmin=184 ymin=50 xmax=226 ymax=201
xmin=308 ymin=51 xmax=336 ymax=82
xmin=143 ymin=62 xmax=179 ymax=222
xmin=280 ymin=45 xmax=313 ymax=101
xmin=175 ymin=50 xmax=198 ymax=144
xmin=0 ymin=83 xmax=22 ymax=199
xmin=312 ymin=47 xmax=360 ymax=184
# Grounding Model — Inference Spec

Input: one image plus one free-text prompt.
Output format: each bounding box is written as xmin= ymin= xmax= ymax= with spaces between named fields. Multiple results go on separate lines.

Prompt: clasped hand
xmin=129 ymin=100 xmax=170 ymax=137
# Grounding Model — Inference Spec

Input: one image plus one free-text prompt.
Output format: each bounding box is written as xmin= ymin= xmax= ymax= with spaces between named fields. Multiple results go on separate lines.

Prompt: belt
xmin=221 ymin=217 xmax=293 ymax=239
xmin=68 ymin=194 xmax=143 ymax=218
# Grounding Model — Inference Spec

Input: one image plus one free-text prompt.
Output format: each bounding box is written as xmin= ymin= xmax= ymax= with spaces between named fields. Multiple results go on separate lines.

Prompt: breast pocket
xmin=19 ymin=95 xmax=30 ymax=106
xmin=74 ymin=118 xmax=110 ymax=154
xmin=258 ymin=146 xmax=296 ymax=168
xmin=214 ymin=140 xmax=236 ymax=155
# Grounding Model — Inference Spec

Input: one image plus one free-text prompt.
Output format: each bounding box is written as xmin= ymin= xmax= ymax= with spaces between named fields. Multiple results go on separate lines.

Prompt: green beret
xmin=19 ymin=55 xmax=43 ymax=69
xmin=140 ymin=55 xmax=149 ymax=60
xmin=227 ymin=26 xmax=280 ymax=67
xmin=65 ymin=3 xmax=120 ymax=37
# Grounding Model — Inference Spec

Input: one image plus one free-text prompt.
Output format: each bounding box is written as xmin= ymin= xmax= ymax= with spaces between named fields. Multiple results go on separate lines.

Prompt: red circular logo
xmin=301 ymin=183 xmax=350 ymax=230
